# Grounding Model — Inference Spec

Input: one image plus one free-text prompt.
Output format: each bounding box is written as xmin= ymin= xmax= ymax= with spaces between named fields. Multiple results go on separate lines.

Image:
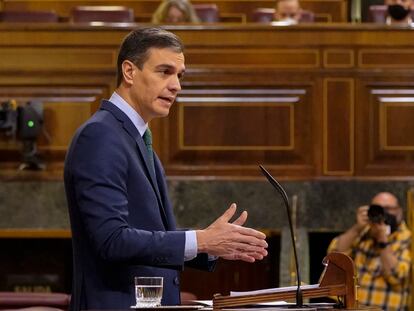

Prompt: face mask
xmin=279 ymin=17 xmax=298 ymax=25
xmin=388 ymin=4 xmax=411 ymax=21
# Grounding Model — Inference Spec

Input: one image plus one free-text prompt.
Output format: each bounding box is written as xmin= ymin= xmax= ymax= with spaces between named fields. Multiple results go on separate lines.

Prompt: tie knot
xmin=143 ymin=128 xmax=152 ymax=147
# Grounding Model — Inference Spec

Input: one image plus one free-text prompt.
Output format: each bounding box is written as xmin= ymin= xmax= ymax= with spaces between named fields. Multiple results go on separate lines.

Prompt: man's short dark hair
xmin=116 ymin=27 xmax=184 ymax=86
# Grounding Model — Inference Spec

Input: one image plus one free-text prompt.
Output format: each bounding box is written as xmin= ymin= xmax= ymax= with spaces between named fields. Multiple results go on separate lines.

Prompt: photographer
xmin=327 ymin=192 xmax=411 ymax=311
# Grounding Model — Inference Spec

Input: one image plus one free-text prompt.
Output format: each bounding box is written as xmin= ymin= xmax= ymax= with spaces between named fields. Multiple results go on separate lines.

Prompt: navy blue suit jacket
xmin=64 ymin=100 xmax=213 ymax=311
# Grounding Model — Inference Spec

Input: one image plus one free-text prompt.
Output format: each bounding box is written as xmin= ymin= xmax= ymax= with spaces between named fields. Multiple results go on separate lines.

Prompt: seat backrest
xmin=368 ymin=5 xmax=388 ymax=23
xmin=252 ymin=7 xmax=314 ymax=23
xmin=0 ymin=292 xmax=70 ymax=309
xmin=71 ymin=6 xmax=134 ymax=23
xmin=193 ymin=4 xmax=219 ymax=23
xmin=0 ymin=10 xmax=59 ymax=23
xmin=251 ymin=8 xmax=275 ymax=23
xmin=300 ymin=10 xmax=315 ymax=23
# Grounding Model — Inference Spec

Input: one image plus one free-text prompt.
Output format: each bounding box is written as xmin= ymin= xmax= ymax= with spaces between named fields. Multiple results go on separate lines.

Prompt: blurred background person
xmin=273 ymin=0 xmax=302 ymax=24
xmin=327 ymin=192 xmax=411 ymax=311
xmin=386 ymin=0 xmax=413 ymax=24
xmin=152 ymin=0 xmax=200 ymax=23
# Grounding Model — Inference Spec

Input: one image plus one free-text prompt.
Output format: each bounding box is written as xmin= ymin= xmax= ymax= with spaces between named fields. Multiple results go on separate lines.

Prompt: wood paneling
xmin=359 ymin=49 xmax=414 ymax=68
xmin=0 ymin=49 xmax=116 ymax=70
xmin=1 ymin=0 xmax=349 ymax=23
xmin=323 ymin=78 xmax=354 ymax=175
xmin=164 ymin=86 xmax=315 ymax=176
xmin=1 ymin=24 xmax=414 ymax=177
xmin=356 ymin=85 xmax=414 ymax=176
xmin=186 ymin=49 xmax=319 ymax=68
xmin=0 ymin=86 xmax=107 ymax=162
xmin=323 ymin=49 xmax=354 ymax=68
xmin=380 ymin=103 xmax=414 ymax=150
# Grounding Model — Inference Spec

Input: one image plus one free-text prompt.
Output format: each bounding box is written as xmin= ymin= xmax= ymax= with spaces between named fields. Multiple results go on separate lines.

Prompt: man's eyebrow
xmin=155 ymin=64 xmax=185 ymax=75
xmin=155 ymin=64 xmax=175 ymax=70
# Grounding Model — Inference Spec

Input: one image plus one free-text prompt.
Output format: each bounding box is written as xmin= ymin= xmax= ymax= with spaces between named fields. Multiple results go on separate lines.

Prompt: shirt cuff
xmin=184 ymin=230 xmax=198 ymax=261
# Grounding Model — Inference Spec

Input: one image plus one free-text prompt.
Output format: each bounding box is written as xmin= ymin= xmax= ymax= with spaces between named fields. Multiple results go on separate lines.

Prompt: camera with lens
xmin=368 ymin=204 xmax=398 ymax=233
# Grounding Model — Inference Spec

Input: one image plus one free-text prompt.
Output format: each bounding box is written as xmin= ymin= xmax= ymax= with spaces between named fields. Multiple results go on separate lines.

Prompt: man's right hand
xmin=196 ymin=203 xmax=268 ymax=263
xmin=355 ymin=205 xmax=369 ymax=231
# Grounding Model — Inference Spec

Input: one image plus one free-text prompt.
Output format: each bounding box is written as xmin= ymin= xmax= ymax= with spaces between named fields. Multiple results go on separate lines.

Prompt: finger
xmin=224 ymin=241 xmax=268 ymax=254
xmin=232 ymin=210 xmax=248 ymax=226
xmin=245 ymin=252 xmax=265 ymax=260
xmin=235 ymin=253 xmax=256 ymax=263
xmin=232 ymin=225 xmax=267 ymax=241
xmin=217 ymin=203 xmax=237 ymax=223
xmin=241 ymin=248 xmax=268 ymax=259
xmin=223 ymin=253 xmax=256 ymax=263
xmin=228 ymin=233 xmax=268 ymax=248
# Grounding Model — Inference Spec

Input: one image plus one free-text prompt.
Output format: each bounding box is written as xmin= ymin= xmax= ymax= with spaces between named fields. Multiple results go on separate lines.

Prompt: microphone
xmin=259 ymin=164 xmax=303 ymax=307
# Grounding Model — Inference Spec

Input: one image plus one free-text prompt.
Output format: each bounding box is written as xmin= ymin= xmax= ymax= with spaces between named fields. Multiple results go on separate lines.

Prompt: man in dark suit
xmin=64 ymin=27 xmax=268 ymax=311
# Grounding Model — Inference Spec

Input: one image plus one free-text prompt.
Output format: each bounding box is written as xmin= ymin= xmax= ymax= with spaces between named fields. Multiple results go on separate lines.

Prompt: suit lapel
xmin=100 ymin=101 xmax=169 ymax=227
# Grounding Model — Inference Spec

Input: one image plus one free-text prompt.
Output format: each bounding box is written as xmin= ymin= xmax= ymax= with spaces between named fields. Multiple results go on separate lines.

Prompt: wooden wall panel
xmin=380 ymin=103 xmax=414 ymax=150
xmin=0 ymin=49 xmax=116 ymax=71
xmin=323 ymin=49 xmax=354 ymax=68
xmin=323 ymin=78 xmax=354 ymax=175
xmin=0 ymin=86 xmax=107 ymax=162
xmin=356 ymin=85 xmax=414 ymax=176
xmin=185 ymin=49 xmax=319 ymax=68
xmin=179 ymin=103 xmax=293 ymax=150
xmin=359 ymin=49 xmax=414 ymax=68
xmin=1 ymin=0 xmax=349 ymax=23
xmin=1 ymin=24 xmax=414 ymax=177
xmin=163 ymin=86 xmax=316 ymax=176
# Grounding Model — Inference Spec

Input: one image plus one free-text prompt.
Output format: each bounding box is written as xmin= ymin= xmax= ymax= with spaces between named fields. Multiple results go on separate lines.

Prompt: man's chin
xmin=154 ymin=108 xmax=171 ymax=119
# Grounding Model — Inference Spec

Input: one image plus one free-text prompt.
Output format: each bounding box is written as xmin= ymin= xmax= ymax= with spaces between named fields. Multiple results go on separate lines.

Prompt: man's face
xmin=128 ymin=48 xmax=185 ymax=122
xmin=274 ymin=0 xmax=301 ymax=22
xmin=371 ymin=193 xmax=403 ymax=223
xmin=386 ymin=0 xmax=412 ymax=10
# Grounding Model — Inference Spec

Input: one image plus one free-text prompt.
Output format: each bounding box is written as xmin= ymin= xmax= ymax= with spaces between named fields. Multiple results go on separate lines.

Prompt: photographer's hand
xmin=335 ymin=205 xmax=369 ymax=252
xmin=370 ymin=222 xmax=389 ymax=243
xmin=370 ymin=222 xmax=398 ymax=275
xmin=356 ymin=205 xmax=369 ymax=231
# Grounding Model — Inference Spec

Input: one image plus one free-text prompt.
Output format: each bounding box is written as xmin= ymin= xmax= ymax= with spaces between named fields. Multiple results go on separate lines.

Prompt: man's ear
xmin=122 ymin=60 xmax=136 ymax=85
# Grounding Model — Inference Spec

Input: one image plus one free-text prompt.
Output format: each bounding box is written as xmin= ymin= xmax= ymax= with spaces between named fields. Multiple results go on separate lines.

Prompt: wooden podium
xmin=212 ymin=252 xmax=379 ymax=310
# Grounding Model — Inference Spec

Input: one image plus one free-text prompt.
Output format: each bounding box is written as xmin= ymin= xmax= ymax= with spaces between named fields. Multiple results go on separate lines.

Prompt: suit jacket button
xmin=173 ymin=277 xmax=180 ymax=285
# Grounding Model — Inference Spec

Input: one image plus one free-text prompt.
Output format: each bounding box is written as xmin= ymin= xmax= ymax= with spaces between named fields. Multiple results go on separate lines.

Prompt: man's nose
xmin=169 ymin=75 xmax=182 ymax=92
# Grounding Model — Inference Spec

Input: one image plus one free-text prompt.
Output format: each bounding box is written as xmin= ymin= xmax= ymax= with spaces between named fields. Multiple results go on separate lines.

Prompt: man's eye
xmin=158 ymin=70 xmax=170 ymax=75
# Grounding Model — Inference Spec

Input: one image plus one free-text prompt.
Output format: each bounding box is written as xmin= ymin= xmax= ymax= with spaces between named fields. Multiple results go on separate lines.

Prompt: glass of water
xmin=134 ymin=276 xmax=163 ymax=307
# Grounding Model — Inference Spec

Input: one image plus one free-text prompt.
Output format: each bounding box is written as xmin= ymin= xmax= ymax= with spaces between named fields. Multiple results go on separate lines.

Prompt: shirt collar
xmin=109 ymin=91 xmax=147 ymax=136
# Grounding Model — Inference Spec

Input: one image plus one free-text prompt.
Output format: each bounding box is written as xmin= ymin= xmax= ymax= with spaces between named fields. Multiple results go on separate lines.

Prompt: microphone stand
xmin=259 ymin=165 xmax=303 ymax=307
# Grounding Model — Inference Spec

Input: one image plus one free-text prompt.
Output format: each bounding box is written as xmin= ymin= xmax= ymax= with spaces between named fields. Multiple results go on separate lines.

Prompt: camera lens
xmin=368 ymin=204 xmax=385 ymax=223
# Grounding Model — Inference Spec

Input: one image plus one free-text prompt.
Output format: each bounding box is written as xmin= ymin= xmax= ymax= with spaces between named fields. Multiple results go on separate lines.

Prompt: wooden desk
xmin=1 ymin=23 xmax=414 ymax=178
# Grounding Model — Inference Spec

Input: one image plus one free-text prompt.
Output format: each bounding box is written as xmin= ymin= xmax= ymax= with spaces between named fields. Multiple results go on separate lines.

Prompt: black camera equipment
xmin=0 ymin=100 xmax=17 ymax=136
xmin=0 ymin=100 xmax=45 ymax=170
xmin=368 ymin=204 xmax=398 ymax=233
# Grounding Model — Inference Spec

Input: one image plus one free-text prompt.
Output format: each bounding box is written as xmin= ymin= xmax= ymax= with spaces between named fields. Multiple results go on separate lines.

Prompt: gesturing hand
xmin=196 ymin=203 xmax=268 ymax=263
